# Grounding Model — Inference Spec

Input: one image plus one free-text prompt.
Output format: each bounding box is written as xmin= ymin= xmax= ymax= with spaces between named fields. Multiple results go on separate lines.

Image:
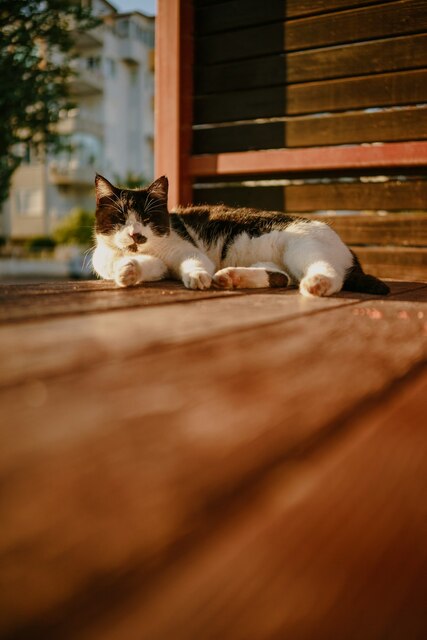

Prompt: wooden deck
xmin=1 ymin=279 xmax=427 ymax=639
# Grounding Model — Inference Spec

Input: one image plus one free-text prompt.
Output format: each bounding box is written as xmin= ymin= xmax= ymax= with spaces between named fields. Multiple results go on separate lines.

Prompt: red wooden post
xmin=155 ymin=0 xmax=193 ymax=208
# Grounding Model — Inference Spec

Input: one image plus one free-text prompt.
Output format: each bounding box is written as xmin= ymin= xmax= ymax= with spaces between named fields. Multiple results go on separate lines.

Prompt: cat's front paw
xmin=115 ymin=259 xmax=140 ymax=287
xmin=183 ymin=270 xmax=212 ymax=290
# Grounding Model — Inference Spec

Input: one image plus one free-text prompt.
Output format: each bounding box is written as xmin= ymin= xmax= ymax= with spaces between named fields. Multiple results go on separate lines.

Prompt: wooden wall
xmin=156 ymin=0 xmax=427 ymax=280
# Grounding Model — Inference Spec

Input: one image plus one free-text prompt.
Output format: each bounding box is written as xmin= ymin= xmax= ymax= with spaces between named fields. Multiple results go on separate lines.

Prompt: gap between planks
xmin=1 ymin=281 xmax=426 ymax=388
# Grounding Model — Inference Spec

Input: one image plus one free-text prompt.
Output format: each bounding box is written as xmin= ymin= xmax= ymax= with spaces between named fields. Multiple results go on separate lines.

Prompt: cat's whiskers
xmin=144 ymin=195 xmax=164 ymax=215
xmin=103 ymin=195 xmax=125 ymax=217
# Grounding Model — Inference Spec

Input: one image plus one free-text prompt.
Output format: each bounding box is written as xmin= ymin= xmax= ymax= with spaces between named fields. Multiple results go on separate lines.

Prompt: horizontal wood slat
xmin=285 ymin=0 xmax=399 ymax=18
xmin=190 ymin=143 xmax=427 ymax=177
xmin=193 ymin=180 xmax=427 ymax=212
xmin=352 ymin=246 xmax=427 ymax=279
xmin=193 ymin=106 xmax=427 ymax=153
xmin=287 ymin=32 xmax=427 ymax=84
xmin=194 ymin=69 xmax=427 ymax=123
xmin=195 ymin=34 xmax=427 ymax=93
xmin=195 ymin=1 xmax=427 ymax=64
xmin=317 ymin=214 xmax=427 ymax=247
xmin=195 ymin=0 xmax=384 ymax=34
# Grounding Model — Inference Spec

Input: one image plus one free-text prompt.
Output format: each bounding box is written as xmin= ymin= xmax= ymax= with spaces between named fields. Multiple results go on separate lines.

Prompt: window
xmin=15 ymin=188 xmax=43 ymax=217
xmin=105 ymin=58 xmax=116 ymax=77
xmin=86 ymin=56 xmax=101 ymax=71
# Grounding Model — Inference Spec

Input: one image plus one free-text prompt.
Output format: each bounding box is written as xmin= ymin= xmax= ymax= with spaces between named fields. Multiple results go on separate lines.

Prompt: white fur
xmin=213 ymin=263 xmax=289 ymax=289
xmin=93 ymin=216 xmax=352 ymax=297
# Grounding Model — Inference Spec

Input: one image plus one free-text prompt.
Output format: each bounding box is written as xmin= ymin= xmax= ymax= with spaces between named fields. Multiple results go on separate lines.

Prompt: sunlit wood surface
xmin=0 ymin=279 xmax=426 ymax=639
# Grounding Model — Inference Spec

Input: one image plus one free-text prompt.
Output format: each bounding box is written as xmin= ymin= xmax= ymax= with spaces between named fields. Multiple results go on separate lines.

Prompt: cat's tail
xmin=343 ymin=252 xmax=390 ymax=295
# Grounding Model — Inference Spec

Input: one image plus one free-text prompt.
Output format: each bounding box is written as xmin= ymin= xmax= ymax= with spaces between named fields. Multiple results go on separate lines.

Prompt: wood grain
xmin=85 ymin=366 xmax=427 ymax=640
xmin=195 ymin=34 xmax=427 ymax=92
xmin=194 ymin=69 xmax=427 ymax=122
xmin=192 ymin=106 xmax=427 ymax=152
xmin=316 ymin=213 xmax=427 ymax=247
xmin=195 ymin=0 xmax=384 ymax=34
xmin=0 ymin=280 xmax=241 ymax=323
xmin=351 ymin=246 xmax=427 ymax=280
xmin=0 ymin=287 xmax=426 ymax=637
xmin=1 ymin=282 xmax=424 ymax=388
xmin=195 ymin=1 xmax=427 ymax=64
xmin=193 ymin=179 xmax=427 ymax=212
xmin=190 ymin=142 xmax=427 ymax=176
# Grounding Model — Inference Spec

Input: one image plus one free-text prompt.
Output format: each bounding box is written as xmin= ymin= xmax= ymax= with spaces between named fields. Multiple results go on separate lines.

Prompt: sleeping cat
xmin=92 ymin=174 xmax=390 ymax=297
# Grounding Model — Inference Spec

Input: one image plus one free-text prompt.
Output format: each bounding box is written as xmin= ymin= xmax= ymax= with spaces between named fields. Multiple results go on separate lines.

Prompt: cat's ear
xmin=95 ymin=174 xmax=119 ymax=204
xmin=147 ymin=175 xmax=168 ymax=203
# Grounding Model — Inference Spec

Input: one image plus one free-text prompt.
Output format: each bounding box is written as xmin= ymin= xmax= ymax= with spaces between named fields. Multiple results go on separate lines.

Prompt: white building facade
xmin=1 ymin=0 xmax=155 ymax=239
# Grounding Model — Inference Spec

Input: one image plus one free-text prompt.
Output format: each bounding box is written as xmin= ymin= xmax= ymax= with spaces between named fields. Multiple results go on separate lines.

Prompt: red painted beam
xmin=189 ymin=142 xmax=427 ymax=177
xmin=155 ymin=0 xmax=193 ymax=206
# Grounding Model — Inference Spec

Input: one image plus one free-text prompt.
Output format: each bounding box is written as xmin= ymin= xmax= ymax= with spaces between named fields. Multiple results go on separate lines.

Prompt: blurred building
xmin=1 ymin=0 xmax=155 ymax=239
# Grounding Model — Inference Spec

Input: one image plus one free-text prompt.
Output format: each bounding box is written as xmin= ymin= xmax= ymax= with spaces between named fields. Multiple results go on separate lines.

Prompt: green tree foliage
xmin=53 ymin=208 xmax=94 ymax=246
xmin=115 ymin=171 xmax=150 ymax=189
xmin=0 ymin=0 xmax=98 ymax=206
xmin=25 ymin=235 xmax=57 ymax=253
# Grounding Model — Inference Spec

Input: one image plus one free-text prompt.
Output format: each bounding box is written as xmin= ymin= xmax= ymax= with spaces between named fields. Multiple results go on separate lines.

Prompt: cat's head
xmin=94 ymin=174 xmax=170 ymax=252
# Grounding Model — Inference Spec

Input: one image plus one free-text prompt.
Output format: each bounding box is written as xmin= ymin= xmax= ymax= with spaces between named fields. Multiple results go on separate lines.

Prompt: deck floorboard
xmin=0 ymin=279 xmax=426 ymax=639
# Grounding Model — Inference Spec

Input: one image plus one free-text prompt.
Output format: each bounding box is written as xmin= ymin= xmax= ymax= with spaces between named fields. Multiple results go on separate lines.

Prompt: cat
xmin=92 ymin=174 xmax=390 ymax=298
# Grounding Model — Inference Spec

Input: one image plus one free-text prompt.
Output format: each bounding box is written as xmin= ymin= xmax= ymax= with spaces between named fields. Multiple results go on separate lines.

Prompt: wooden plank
xmin=194 ymin=68 xmax=427 ymax=122
xmin=287 ymin=32 xmax=427 ymax=83
xmin=195 ymin=34 xmax=427 ymax=93
xmin=195 ymin=0 xmax=383 ymax=34
xmin=85 ymin=367 xmax=427 ymax=640
xmin=190 ymin=141 xmax=427 ymax=176
xmin=195 ymin=1 xmax=427 ymax=64
xmin=193 ymin=105 xmax=427 ymax=153
xmin=193 ymin=184 xmax=284 ymax=210
xmin=285 ymin=0 xmax=409 ymax=18
xmin=0 ymin=281 xmax=242 ymax=324
xmin=352 ymin=246 xmax=427 ymax=280
xmin=285 ymin=181 xmax=427 ymax=211
xmin=195 ymin=0 xmax=388 ymax=19
xmin=194 ymin=179 xmax=427 ymax=212
xmin=194 ymin=86 xmax=285 ymax=123
xmin=0 ymin=291 xmax=360 ymax=388
xmin=316 ymin=213 xmax=427 ymax=247
xmin=155 ymin=0 xmax=193 ymax=207
xmin=195 ymin=0 xmax=286 ymax=35
xmin=287 ymin=68 xmax=427 ymax=115
xmin=286 ymin=0 xmax=427 ymax=51
xmin=1 ymin=292 xmax=426 ymax=637
xmin=1 ymin=282 xmax=424 ymax=389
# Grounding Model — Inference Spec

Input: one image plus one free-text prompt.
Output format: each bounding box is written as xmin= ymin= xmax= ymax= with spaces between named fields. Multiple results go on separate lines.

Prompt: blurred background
xmin=0 ymin=0 xmax=157 ymax=281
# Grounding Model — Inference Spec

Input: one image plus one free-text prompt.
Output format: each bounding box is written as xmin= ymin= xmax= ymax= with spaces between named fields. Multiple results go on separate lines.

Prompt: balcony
xmin=57 ymin=115 xmax=103 ymax=139
xmin=72 ymin=24 xmax=104 ymax=50
xmin=119 ymin=39 xmax=140 ymax=64
xmin=69 ymin=59 xmax=104 ymax=95
xmin=49 ymin=161 xmax=98 ymax=186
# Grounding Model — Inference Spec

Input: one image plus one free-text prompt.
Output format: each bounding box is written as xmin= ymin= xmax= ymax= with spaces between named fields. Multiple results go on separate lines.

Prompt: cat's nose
xmin=130 ymin=232 xmax=146 ymax=244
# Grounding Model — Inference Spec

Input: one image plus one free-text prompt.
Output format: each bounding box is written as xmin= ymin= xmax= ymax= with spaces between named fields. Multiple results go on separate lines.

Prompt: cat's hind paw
xmin=115 ymin=259 xmax=140 ymax=287
xmin=299 ymin=274 xmax=336 ymax=298
xmin=183 ymin=270 xmax=212 ymax=290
